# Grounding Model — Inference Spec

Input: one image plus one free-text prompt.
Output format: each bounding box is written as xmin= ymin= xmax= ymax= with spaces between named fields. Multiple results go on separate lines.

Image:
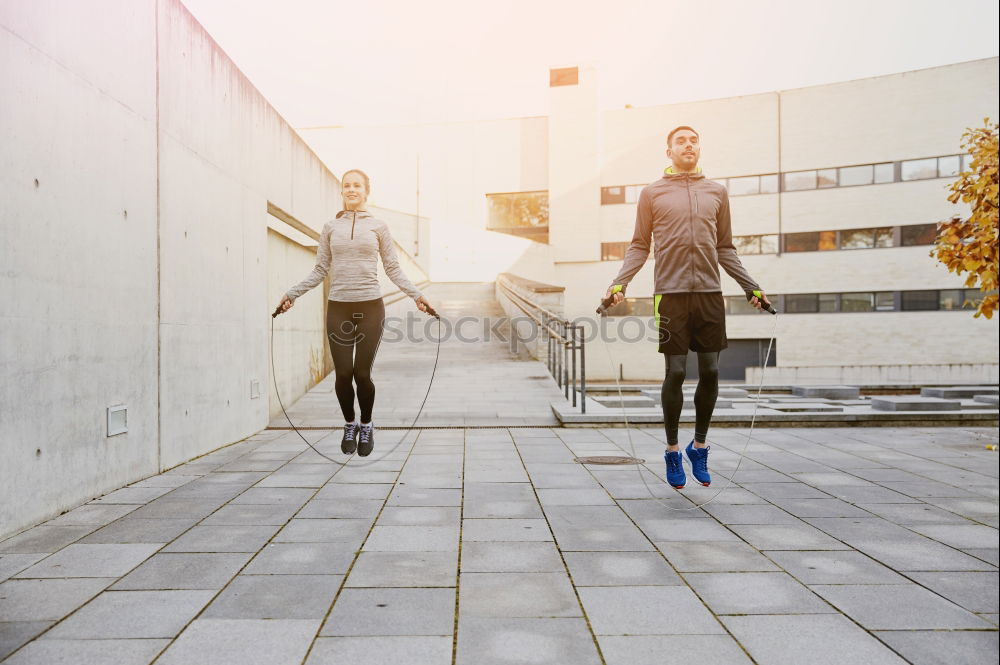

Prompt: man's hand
xmin=749 ymin=291 xmax=771 ymax=311
xmin=279 ymin=295 xmax=294 ymax=313
xmin=415 ymin=296 xmax=432 ymax=313
xmin=605 ymin=285 xmax=625 ymax=306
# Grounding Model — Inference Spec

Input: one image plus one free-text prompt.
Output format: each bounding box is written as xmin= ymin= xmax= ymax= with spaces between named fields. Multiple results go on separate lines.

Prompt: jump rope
xmin=269 ymin=301 xmax=442 ymax=468
xmin=596 ymin=287 xmax=778 ymax=511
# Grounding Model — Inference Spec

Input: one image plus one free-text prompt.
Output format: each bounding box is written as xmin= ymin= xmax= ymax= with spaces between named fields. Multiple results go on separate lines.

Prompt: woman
xmin=278 ymin=169 xmax=432 ymax=457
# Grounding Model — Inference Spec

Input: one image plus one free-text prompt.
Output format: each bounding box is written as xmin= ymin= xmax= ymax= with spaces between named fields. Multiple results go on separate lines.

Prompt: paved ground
xmin=1 ymin=425 xmax=997 ymax=664
xmin=3 ymin=285 xmax=998 ymax=664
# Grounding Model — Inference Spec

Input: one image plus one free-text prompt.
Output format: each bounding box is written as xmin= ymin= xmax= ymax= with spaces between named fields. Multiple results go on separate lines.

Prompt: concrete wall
xmin=0 ymin=0 xmax=347 ymax=539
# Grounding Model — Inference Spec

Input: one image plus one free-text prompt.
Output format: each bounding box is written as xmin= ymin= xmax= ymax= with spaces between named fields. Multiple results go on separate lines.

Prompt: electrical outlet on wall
xmin=250 ymin=380 xmax=260 ymax=399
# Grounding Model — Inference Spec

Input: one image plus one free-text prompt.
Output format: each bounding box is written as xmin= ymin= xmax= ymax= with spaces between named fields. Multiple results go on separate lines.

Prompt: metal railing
xmin=496 ymin=278 xmax=587 ymax=413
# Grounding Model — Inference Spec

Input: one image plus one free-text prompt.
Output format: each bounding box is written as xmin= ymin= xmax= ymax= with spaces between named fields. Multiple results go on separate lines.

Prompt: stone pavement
xmin=1 ymin=425 xmax=997 ymax=664
xmin=269 ymin=282 xmax=564 ymax=429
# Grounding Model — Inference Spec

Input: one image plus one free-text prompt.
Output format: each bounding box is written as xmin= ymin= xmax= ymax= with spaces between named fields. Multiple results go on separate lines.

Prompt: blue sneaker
xmin=664 ymin=450 xmax=686 ymax=489
xmin=686 ymin=441 xmax=711 ymax=486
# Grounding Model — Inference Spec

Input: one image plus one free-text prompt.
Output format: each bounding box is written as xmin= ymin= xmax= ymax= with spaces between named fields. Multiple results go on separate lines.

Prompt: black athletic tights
xmin=661 ymin=352 xmax=720 ymax=446
xmin=326 ymin=298 xmax=385 ymax=424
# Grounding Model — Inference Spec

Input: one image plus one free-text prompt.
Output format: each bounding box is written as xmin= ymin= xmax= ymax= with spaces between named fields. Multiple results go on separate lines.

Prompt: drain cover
xmin=574 ymin=456 xmax=645 ymax=465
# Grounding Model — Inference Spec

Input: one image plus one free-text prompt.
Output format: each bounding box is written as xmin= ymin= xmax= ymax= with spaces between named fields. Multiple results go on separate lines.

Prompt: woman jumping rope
xmin=277 ymin=169 xmax=433 ymax=457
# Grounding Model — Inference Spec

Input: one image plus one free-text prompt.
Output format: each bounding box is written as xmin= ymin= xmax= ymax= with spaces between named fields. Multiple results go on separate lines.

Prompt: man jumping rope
xmin=604 ymin=126 xmax=771 ymax=489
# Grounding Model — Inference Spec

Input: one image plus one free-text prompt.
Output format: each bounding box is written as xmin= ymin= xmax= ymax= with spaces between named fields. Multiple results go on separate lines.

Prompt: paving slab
xmin=3 ymin=638 xmax=170 ymax=665
xmin=723 ymin=614 xmax=908 ymax=665
xmin=810 ymin=584 xmax=992 ymax=629
xmin=0 ymin=621 xmax=53 ymax=661
xmin=578 ymin=586 xmax=724 ymax=635
xmin=686 ymin=572 xmax=834 ymax=615
xmin=321 ymin=587 xmax=455 ymax=636
xmin=874 ymin=630 xmax=999 ymax=665
xmin=44 ymin=590 xmax=215 ymax=639
xmin=0 ymin=578 xmax=114 ymax=621
xmin=346 ymin=551 xmax=458 ymax=586
xmin=597 ymin=635 xmax=753 ymax=665
xmin=155 ymin=618 xmax=318 ymax=665
xmin=563 ymin=551 xmax=683 ymax=586
xmin=460 ymin=542 xmax=564 ymax=573
xmin=306 ymin=636 xmax=453 ymax=665
xmin=455 ymin=616 xmax=602 ymax=665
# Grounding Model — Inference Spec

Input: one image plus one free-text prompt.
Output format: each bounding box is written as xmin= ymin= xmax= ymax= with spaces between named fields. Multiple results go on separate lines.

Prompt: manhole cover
xmin=574 ymin=456 xmax=645 ymax=465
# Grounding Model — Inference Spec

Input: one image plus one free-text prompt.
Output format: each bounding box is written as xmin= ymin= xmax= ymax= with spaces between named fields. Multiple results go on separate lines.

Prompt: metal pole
xmin=571 ymin=324 xmax=577 ymax=408
xmin=563 ymin=325 xmax=569 ymax=399
xmin=579 ymin=326 xmax=586 ymax=414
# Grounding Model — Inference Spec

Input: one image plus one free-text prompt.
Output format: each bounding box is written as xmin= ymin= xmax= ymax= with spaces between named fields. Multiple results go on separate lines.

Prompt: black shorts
xmin=655 ymin=292 xmax=728 ymax=354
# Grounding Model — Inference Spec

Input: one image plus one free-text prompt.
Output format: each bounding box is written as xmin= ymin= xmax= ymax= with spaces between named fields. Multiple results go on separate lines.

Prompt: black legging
xmin=326 ymin=298 xmax=385 ymax=423
xmin=661 ymin=352 xmax=720 ymax=446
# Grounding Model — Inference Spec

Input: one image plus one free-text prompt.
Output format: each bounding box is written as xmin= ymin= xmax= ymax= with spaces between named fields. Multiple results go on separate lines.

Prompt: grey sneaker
xmin=341 ymin=422 xmax=359 ymax=455
xmin=358 ymin=423 xmax=374 ymax=457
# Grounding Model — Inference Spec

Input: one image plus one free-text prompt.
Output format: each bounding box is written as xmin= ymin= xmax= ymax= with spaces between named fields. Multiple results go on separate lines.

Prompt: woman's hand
xmin=749 ymin=291 xmax=771 ymax=311
xmin=605 ymin=285 xmax=625 ymax=306
xmin=415 ymin=296 xmax=432 ymax=313
xmin=279 ymin=295 xmax=294 ymax=314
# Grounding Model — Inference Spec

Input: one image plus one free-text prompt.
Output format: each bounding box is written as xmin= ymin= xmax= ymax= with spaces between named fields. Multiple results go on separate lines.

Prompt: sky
xmin=180 ymin=0 xmax=999 ymax=128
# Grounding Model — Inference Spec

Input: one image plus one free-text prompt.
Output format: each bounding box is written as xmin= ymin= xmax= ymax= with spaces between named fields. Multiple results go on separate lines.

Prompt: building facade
xmin=306 ymin=58 xmax=1000 ymax=383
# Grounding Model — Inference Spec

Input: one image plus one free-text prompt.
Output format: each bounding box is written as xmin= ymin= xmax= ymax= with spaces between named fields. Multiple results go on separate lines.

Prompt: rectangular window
xmin=937 ymin=155 xmax=961 ymax=178
xmin=601 ymin=241 xmax=629 ymax=261
xmin=818 ymin=230 xmax=837 ymax=250
xmin=486 ymin=191 xmax=549 ymax=243
xmin=961 ymin=153 xmax=972 ymax=172
xmin=549 ymin=66 xmax=578 ymax=87
xmin=873 ymin=162 xmax=895 ymax=183
xmin=874 ymin=227 xmax=894 ymax=248
xmin=733 ymin=235 xmax=761 ymax=255
xmin=785 ymin=231 xmax=819 ymax=252
xmin=728 ymin=176 xmax=760 ymax=196
xmin=818 ymin=293 xmax=838 ymax=312
xmin=939 ymin=289 xmax=964 ymax=311
xmin=963 ymin=288 xmax=994 ymax=309
xmin=817 ymin=168 xmax=838 ymax=188
xmin=901 ymin=158 xmax=938 ymax=181
xmin=607 ymin=297 xmax=654 ymax=316
xmin=726 ymin=296 xmax=759 ymax=315
xmin=842 ymin=292 xmax=874 ymax=312
xmin=759 ymin=174 xmax=779 ymax=194
xmin=759 ymin=235 xmax=778 ymax=254
xmin=839 ymin=165 xmax=874 ymax=187
xmin=601 ymin=186 xmax=625 ymax=205
xmin=786 ymin=294 xmax=819 ymax=313
xmin=625 ymin=185 xmax=641 ymax=204
xmin=875 ymin=291 xmax=895 ymax=311
xmin=840 ymin=228 xmax=876 ymax=249
xmin=783 ymin=170 xmax=817 ymax=191
xmin=901 ymin=223 xmax=937 ymax=246
xmin=902 ymin=290 xmax=939 ymax=311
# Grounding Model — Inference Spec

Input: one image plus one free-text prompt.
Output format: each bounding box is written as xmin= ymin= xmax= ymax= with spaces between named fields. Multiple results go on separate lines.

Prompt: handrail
xmin=496 ymin=276 xmax=586 ymax=413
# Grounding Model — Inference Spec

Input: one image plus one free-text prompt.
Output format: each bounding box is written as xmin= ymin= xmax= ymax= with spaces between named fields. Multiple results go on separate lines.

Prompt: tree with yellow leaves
xmin=933 ymin=118 xmax=998 ymax=319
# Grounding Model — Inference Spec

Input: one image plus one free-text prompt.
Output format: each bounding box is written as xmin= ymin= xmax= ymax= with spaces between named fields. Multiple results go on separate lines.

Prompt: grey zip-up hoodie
xmin=285 ymin=210 xmax=423 ymax=303
xmin=609 ymin=171 xmax=760 ymax=295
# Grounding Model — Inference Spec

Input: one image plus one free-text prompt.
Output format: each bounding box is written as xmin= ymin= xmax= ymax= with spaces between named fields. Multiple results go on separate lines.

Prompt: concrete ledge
xmin=639 ymin=390 xmax=732 ymax=409
xmin=921 ymin=386 xmax=999 ymax=399
xmin=870 ymin=396 xmax=961 ymax=411
xmin=792 ymin=385 xmax=860 ymax=399
xmin=974 ymin=394 xmax=1000 ymax=406
xmin=551 ymin=402 xmax=996 ymax=427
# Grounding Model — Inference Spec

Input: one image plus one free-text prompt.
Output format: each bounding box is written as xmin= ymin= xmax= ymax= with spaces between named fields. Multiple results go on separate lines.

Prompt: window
xmin=786 ymin=294 xmax=819 ymax=313
xmin=902 ymin=290 xmax=939 ymax=311
xmin=901 ymin=223 xmax=937 ymax=246
xmin=961 ymin=154 xmax=972 ymax=172
xmin=601 ymin=241 xmax=629 ymax=261
xmin=486 ymin=191 xmax=549 ymax=243
xmin=818 ymin=293 xmax=838 ymax=312
xmin=783 ymin=170 xmax=817 ymax=191
xmin=601 ymin=186 xmax=625 ymax=205
xmin=873 ymin=162 xmax=895 ymax=183
xmin=842 ymin=292 xmax=874 ymax=312
xmin=759 ymin=235 xmax=779 ymax=254
xmin=937 ymin=155 xmax=961 ymax=178
xmin=759 ymin=174 xmax=779 ymax=194
xmin=901 ymin=158 xmax=938 ymax=181
xmin=726 ymin=296 xmax=759 ymax=315
xmin=550 ymin=67 xmax=578 ymax=87
xmin=840 ymin=228 xmax=875 ymax=249
xmin=875 ymin=292 xmax=895 ymax=311
xmin=785 ymin=231 xmax=835 ymax=252
xmin=607 ymin=297 xmax=654 ymax=316
xmin=817 ymin=168 xmax=838 ymax=188
xmin=839 ymin=227 xmax=893 ymax=250
xmin=728 ymin=176 xmax=760 ymax=196
xmin=939 ymin=289 xmax=964 ymax=311
xmin=625 ymin=185 xmax=641 ymax=204
xmin=839 ymin=165 xmax=873 ymax=187
xmin=733 ymin=235 xmax=761 ymax=254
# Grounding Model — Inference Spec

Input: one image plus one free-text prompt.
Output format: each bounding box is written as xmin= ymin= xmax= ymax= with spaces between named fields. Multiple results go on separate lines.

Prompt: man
xmin=604 ymin=126 xmax=770 ymax=489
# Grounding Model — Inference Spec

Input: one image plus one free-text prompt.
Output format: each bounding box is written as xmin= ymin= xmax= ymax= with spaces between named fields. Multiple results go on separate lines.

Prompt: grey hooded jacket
xmin=609 ymin=171 xmax=760 ymax=295
xmin=285 ymin=210 xmax=423 ymax=303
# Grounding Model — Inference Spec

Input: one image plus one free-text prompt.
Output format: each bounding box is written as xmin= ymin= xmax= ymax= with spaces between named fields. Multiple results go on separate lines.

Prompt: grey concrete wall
xmin=0 ymin=0 xmax=346 ymax=539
